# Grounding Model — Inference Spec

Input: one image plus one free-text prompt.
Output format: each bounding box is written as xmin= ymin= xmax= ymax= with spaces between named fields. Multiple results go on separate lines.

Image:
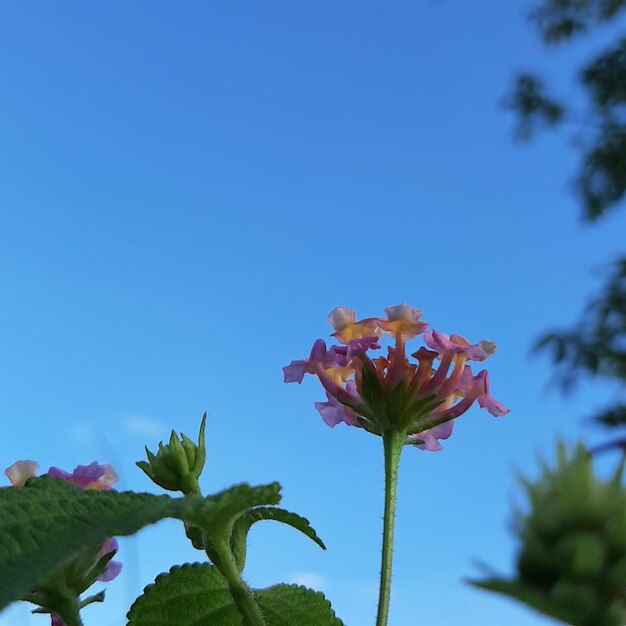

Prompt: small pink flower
xmin=328 ymin=306 xmax=357 ymax=332
xmin=382 ymin=304 xmax=429 ymax=339
xmin=48 ymin=461 xmax=118 ymax=490
xmin=328 ymin=306 xmax=383 ymax=344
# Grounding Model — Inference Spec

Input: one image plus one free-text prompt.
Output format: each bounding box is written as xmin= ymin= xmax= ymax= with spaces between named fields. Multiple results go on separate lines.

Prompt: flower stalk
xmin=376 ymin=431 xmax=405 ymax=626
xmin=210 ymin=539 xmax=267 ymax=626
xmin=284 ymin=304 xmax=509 ymax=623
xmin=53 ymin=595 xmax=83 ymax=626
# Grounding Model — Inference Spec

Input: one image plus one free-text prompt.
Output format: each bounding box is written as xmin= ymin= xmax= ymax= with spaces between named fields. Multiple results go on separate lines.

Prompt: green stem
xmin=54 ymin=595 xmax=84 ymax=626
xmin=181 ymin=473 xmax=202 ymax=496
xmin=213 ymin=540 xmax=266 ymax=626
xmin=375 ymin=432 xmax=405 ymax=626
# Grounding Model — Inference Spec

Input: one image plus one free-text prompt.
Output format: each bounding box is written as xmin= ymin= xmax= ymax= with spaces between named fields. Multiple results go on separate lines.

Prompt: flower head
xmin=284 ymin=305 xmax=508 ymax=451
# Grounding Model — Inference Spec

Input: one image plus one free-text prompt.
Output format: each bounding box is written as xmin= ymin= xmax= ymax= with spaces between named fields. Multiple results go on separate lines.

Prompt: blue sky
xmin=1 ymin=2 xmax=626 ymax=625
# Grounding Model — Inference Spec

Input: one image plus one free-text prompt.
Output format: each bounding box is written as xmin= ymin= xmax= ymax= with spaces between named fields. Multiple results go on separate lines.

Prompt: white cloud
xmin=123 ymin=414 xmax=165 ymax=439
xmin=289 ymin=572 xmax=329 ymax=592
xmin=286 ymin=573 xmax=379 ymax=600
xmin=343 ymin=579 xmax=378 ymax=601
xmin=68 ymin=421 xmax=96 ymax=443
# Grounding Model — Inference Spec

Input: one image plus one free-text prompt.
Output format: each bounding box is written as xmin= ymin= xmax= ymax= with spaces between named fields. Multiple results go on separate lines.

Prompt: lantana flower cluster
xmin=284 ymin=304 xmax=508 ymax=450
xmin=5 ymin=460 xmax=122 ymax=626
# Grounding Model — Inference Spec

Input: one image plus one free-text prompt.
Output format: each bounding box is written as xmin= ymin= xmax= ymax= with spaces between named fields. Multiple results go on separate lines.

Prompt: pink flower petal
xmin=327 ymin=306 xmax=356 ymax=331
xmin=48 ymin=461 xmax=118 ymax=490
xmin=5 ymin=460 xmax=39 ymax=487
xmin=425 ymin=330 xmax=497 ymax=362
xmin=283 ymin=339 xmax=328 ymax=383
xmin=314 ymin=392 xmax=357 ymax=428
xmin=98 ymin=559 xmax=123 ymax=582
xmin=282 ymin=359 xmax=308 ymax=384
xmin=412 ymin=421 xmax=454 ymax=451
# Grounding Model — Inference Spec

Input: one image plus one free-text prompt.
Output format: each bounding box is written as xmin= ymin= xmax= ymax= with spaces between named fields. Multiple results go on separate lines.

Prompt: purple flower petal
xmin=48 ymin=462 xmax=117 ymax=490
xmin=424 ymin=329 xmax=457 ymax=353
xmin=96 ymin=537 xmax=122 ymax=581
xmin=412 ymin=421 xmax=454 ymax=451
xmin=282 ymin=360 xmax=308 ymax=384
xmin=47 ymin=467 xmax=74 ymax=481
xmin=98 ymin=559 xmax=123 ymax=582
xmin=344 ymin=379 xmax=361 ymax=400
xmin=425 ymin=330 xmax=497 ymax=362
xmin=346 ymin=336 xmax=380 ymax=360
xmin=314 ymin=392 xmax=357 ymax=428
xmin=99 ymin=537 xmax=118 ymax=555
xmin=324 ymin=344 xmax=349 ymax=368
xmin=478 ymin=394 xmax=509 ymax=417
xmin=49 ymin=462 xmax=105 ymax=488
xmin=73 ymin=462 xmax=107 ymax=485
xmin=283 ymin=339 xmax=328 ymax=383
xmin=476 ymin=370 xmax=510 ymax=416
xmin=453 ymin=368 xmax=509 ymax=417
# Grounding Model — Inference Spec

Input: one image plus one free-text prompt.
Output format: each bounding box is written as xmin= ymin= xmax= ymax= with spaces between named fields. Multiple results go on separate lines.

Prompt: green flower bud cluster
xmin=514 ymin=443 xmax=626 ymax=626
xmin=136 ymin=414 xmax=206 ymax=495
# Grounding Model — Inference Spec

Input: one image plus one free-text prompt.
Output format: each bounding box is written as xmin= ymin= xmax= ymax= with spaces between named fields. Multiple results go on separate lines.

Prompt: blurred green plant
xmin=470 ymin=442 xmax=626 ymax=626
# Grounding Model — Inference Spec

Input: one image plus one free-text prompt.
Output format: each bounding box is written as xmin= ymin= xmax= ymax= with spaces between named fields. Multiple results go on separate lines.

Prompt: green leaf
xmin=127 ymin=563 xmax=344 ymax=626
xmin=468 ymin=578 xmax=572 ymax=624
xmin=127 ymin=563 xmax=242 ymax=626
xmin=0 ymin=476 xmax=192 ymax=611
xmin=231 ymin=507 xmax=326 ymax=572
xmin=187 ymin=483 xmax=281 ymax=543
xmin=256 ymin=584 xmax=344 ymax=626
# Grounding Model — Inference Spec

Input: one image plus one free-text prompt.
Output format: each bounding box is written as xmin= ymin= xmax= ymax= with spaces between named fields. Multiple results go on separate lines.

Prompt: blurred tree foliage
xmin=510 ymin=0 xmax=626 ymax=220
xmin=537 ymin=259 xmax=626 ymax=433
xmin=509 ymin=0 xmax=626 ymax=438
